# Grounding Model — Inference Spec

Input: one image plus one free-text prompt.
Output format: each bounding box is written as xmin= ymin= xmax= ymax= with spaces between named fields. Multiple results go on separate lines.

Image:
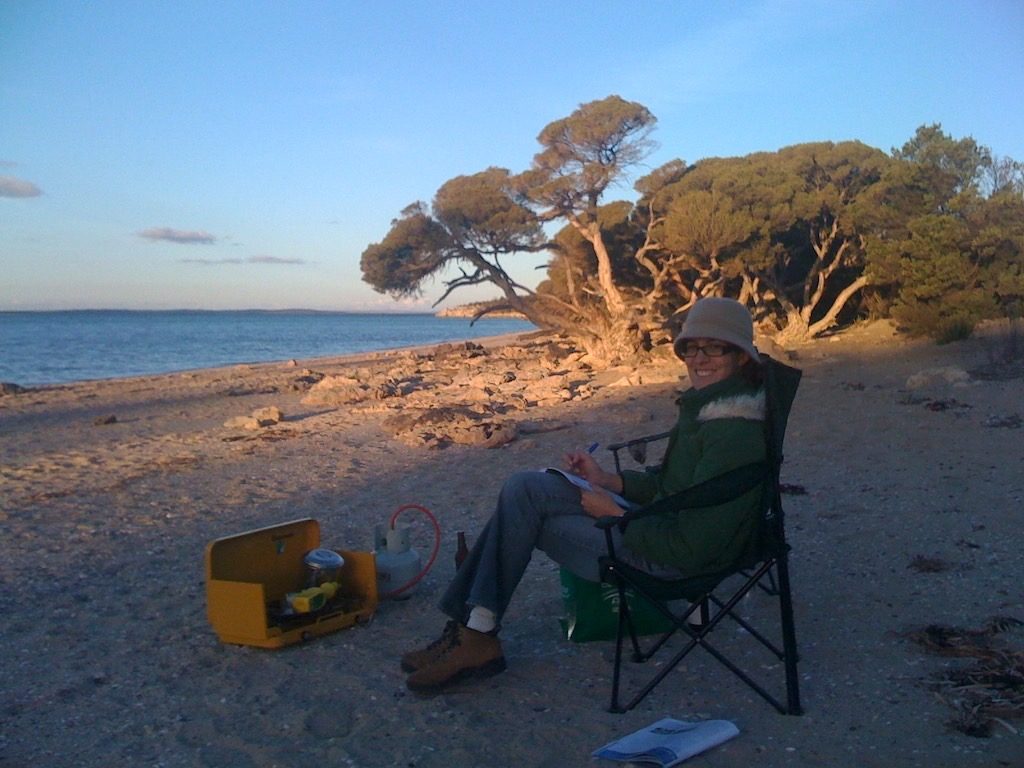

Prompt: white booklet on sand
xmin=592 ymin=717 xmax=739 ymax=767
xmin=544 ymin=467 xmax=638 ymax=511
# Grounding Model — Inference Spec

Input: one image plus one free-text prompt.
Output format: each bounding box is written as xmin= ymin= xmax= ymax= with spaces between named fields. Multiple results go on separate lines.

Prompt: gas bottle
xmin=374 ymin=524 xmax=422 ymax=600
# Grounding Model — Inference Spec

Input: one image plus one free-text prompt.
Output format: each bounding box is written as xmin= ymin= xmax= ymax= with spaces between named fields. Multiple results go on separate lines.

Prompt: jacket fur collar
xmin=697 ymin=390 xmax=765 ymax=423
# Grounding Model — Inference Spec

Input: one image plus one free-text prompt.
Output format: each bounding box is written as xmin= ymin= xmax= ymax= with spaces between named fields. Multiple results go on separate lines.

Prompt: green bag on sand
xmin=559 ymin=567 xmax=675 ymax=643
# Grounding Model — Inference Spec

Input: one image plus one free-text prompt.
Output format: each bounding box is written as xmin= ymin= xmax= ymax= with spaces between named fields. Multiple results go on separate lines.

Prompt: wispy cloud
xmin=138 ymin=227 xmax=217 ymax=245
xmin=179 ymin=255 xmax=307 ymax=265
xmin=0 ymin=174 xmax=43 ymax=198
xmin=620 ymin=1 xmax=875 ymax=109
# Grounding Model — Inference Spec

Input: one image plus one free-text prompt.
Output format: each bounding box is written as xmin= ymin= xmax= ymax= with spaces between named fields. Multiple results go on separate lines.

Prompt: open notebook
xmin=543 ymin=467 xmax=638 ymax=511
xmin=593 ymin=718 xmax=739 ymax=767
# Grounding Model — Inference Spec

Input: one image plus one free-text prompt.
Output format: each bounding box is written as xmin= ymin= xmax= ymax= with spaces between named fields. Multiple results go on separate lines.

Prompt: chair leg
xmin=776 ymin=552 xmax=803 ymax=715
xmin=608 ymin=572 xmax=630 ymax=713
xmin=603 ymin=558 xmax=803 ymax=716
xmin=695 ymin=563 xmax=796 ymax=715
xmin=615 ymin=600 xmax=785 ymax=713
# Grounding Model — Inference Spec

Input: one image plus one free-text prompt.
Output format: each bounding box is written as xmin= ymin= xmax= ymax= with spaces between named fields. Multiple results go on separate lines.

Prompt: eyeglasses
xmin=678 ymin=341 xmax=736 ymax=359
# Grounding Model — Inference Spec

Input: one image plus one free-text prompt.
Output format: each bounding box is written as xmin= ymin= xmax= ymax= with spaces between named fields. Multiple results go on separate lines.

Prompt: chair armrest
xmin=608 ymin=430 xmax=673 ymax=473
xmin=612 ymin=461 xmax=769 ymax=530
xmin=606 ymin=430 xmax=673 ymax=453
xmin=593 ymin=515 xmax=624 ymax=531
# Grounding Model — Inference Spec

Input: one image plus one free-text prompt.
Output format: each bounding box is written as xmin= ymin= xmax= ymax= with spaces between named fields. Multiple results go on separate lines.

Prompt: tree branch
xmin=808 ymin=274 xmax=868 ymax=336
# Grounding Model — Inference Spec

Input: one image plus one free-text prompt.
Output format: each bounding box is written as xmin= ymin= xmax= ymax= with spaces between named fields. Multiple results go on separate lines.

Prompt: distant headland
xmin=435 ymin=301 xmax=526 ymax=319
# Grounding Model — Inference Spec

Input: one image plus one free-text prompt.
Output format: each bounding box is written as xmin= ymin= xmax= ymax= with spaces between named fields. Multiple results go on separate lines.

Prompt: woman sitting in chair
xmin=401 ymin=297 xmax=767 ymax=693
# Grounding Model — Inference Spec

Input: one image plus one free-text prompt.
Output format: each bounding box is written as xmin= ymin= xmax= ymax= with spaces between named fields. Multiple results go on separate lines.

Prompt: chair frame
xmin=596 ymin=357 xmax=803 ymax=715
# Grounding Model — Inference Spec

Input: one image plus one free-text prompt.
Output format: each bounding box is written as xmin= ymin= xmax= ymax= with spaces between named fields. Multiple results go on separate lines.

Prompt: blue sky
xmin=2 ymin=0 xmax=1022 ymax=311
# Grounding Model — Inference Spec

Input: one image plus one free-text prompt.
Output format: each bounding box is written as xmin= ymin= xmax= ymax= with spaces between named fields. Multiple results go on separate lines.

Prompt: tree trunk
xmin=575 ymin=310 xmax=650 ymax=364
xmin=775 ymin=274 xmax=868 ymax=343
xmin=807 ymin=275 xmax=868 ymax=336
xmin=570 ymin=218 xmax=627 ymax=315
xmin=775 ymin=306 xmax=810 ymax=345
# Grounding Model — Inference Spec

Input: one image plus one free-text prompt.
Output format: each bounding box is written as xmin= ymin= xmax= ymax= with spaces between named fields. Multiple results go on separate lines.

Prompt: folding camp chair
xmin=595 ymin=356 xmax=803 ymax=715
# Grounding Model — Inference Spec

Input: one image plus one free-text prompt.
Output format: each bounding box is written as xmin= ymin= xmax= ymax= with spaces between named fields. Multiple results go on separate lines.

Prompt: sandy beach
xmin=1 ymin=323 xmax=1022 ymax=767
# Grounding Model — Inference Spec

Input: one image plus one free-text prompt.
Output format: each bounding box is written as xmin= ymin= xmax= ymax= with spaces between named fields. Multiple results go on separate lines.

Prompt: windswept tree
xmin=626 ymin=158 xmax=706 ymax=323
xmin=863 ymin=125 xmax=1024 ymax=340
xmin=540 ymin=200 xmax=647 ymax=311
xmin=514 ymin=95 xmax=658 ymax=359
xmin=637 ymin=142 xmax=891 ymax=341
xmin=361 ymin=168 xmax=551 ymax=321
xmin=361 ymin=98 xmax=662 ymax=361
xmin=656 ymin=185 xmax=759 ymax=308
xmin=770 ymin=141 xmax=890 ymax=340
xmin=891 ymin=123 xmax=992 ymax=203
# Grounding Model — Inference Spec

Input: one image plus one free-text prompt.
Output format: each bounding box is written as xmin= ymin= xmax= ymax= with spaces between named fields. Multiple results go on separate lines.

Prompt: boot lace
xmin=426 ymin=620 xmax=459 ymax=654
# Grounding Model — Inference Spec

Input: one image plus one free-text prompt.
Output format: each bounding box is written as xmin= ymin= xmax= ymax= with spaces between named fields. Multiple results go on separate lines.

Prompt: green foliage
xmin=359 ymin=99 xmax=1022 ymax=356
xmin=893 ymin=299 xmax=992 ymax=344
xmin=638 ymin=141 xmax=892 ymax=336
xmin=893 ymin=216 xmax=973 ymax=300
xmin=360 ymin=169 xmax=543 ymax=305
xmin=360 ymin=207 xmax=451 ymax=297
xmin=934 ymin=319 xmax=976 ymax=344
xmin=633 ymin=158 xmax=688 ymax=202
xmin=865 ymin=146 xmax=1024 ymax=341
xmin=883 ymin=212 xmax=1007 ymax=340
xmin=892 ymin=123 xmax=991 ymax=198
xmin=963 ymin=191 xmax=1024 ymax=309
xmin=545 ymin=201 xmax=647 ymax=303
xmin=518 ymin=95 xmax=656 ymax=216
xmin=433 ymin=168 xmax=541 ymax=254
xmin=661 ymin=189 xmax=757 ymax=262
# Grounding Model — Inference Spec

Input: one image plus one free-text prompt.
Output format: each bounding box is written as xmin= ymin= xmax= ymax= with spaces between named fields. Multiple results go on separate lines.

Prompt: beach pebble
xmin=223 ymin=416 xmax=264 ymax=430
xmin=905 ymin=366 xmax=971 ymax=389
xmin=304 ymin=706 xmax=355 ymax=739
xmin=608 ymin=373 xmax=642 ymax=387
xmin=251 ymin=406 xmax=283 ymax=423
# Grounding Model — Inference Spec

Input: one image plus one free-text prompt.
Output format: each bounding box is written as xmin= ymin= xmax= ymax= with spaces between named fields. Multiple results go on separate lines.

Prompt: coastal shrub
xmin=891 ymin=299 xmax=983 ymax=343
xmin=973 ymin=315 xmax=1024 ymax=380
xmin=934 ymin=319 xmax=976 ymax=344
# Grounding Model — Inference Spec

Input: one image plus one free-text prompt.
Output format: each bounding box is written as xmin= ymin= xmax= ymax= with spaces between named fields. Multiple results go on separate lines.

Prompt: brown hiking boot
xmin=400 ymin=620 xmax=459 ymax=673
xmin=405 ymin=624 xmax=506 ymax=693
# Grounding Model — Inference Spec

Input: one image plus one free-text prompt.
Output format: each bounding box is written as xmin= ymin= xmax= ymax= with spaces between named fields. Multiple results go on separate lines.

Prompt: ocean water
xmin=0 ymin=310 xmax=536 ymax=386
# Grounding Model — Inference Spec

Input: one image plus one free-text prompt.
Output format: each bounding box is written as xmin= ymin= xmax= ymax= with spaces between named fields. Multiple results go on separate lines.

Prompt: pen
xmin=587 ymin=442 xmax=600 ymax=454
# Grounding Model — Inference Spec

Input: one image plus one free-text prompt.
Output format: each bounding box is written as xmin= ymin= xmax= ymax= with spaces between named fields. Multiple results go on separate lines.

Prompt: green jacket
xmin=620 ymin=375 xmax=766 ymax=575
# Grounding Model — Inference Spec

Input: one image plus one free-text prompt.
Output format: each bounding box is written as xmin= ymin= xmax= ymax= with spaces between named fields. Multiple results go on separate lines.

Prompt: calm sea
xmin=0 ymin=310 xmax=536 ymax=386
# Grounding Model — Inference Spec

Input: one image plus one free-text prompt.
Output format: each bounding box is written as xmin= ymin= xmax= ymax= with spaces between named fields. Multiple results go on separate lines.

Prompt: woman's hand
xmin=580 ymin=488 xmax=625 ymax=519
xmin=564 ymin=450 xmax=623 ymax=493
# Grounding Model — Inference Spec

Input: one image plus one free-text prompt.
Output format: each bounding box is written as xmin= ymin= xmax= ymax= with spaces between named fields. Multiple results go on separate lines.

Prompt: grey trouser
xmin=438 ymin=470 xmax=681 ymax=626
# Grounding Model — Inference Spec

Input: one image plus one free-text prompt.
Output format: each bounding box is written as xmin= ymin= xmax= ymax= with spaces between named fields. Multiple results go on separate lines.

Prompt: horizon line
xmin=0 ymin=306 xmax=523 ymax=316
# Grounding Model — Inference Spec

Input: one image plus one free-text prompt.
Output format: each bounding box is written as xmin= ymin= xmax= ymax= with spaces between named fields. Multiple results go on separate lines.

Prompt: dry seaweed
xmin=907 ymin=554 xmax=954 ymax=573
xmin=905 ymin=616 xmax=1024 ymax=737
